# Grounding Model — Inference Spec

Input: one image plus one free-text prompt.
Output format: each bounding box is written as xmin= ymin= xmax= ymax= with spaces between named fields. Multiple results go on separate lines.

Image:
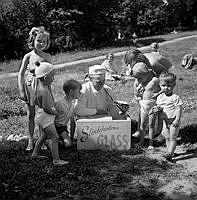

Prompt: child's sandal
xmin=53 ymin=160 xmax=69 ymax=166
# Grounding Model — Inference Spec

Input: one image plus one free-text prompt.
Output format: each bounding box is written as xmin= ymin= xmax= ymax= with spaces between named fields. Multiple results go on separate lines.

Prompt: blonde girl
xmin=18 ymin=26 xmax=51 ymax=151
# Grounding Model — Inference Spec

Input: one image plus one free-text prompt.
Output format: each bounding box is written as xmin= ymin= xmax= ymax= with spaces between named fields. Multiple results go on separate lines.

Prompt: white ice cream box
xmin=76 ymin=115 xmax=131 ymax=150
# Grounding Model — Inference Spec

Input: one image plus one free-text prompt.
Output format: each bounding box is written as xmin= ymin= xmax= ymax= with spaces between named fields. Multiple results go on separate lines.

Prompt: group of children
xmin=18 ymin=27 xmax=82 ymax=165
xmin=18 ymin=26 xmax=182 ymax=165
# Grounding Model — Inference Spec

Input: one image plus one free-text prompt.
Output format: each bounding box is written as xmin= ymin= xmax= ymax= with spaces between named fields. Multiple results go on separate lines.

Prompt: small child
xmin=18 ymin=26 xmax=51 ymax=151
xmin=156 ymin=72 xmax=183 ymax=162
xmin=31 ymin=62 xmax=68 ymax=166
xmin=132 ymin=62 xmax=161 ymax=147
xmin=101 ymin=53 xmax=121 ymax=81
xmin=150 ymin=42 xmax=159 ymax=53
xmin=55 ymin=79 xmax=82 ymax=148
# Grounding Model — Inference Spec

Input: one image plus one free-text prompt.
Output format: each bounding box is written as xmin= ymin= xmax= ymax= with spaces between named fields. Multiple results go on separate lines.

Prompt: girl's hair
xmin=27 ymin=26 xmax=50 ymax=50
xmin=159 ymin=72 xmax=176 ymax=84
xmin=124 ymin=48 xmax=151 ymax=68
xmin=63 ymin=79 xmax=82 ymax=95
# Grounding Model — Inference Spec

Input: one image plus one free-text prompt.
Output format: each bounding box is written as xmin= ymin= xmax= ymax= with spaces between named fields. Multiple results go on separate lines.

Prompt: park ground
xmin=0 ymin=31 xmax=197 ymax=200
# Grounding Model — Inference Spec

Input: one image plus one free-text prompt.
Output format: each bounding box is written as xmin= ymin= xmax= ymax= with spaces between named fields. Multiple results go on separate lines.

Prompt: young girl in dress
xmin=32 ymin=62 xmax=68 ymax=166
xmin=18 ymin=26 xmax=51 ymax=151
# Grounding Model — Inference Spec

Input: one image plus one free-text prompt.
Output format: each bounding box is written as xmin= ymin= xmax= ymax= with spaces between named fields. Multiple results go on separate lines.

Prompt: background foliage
xmin=0 ymin=0 xmax=197 ymax=60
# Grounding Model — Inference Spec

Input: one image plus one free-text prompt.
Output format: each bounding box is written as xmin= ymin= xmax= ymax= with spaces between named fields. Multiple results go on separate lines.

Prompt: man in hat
xmin=75 ymin=65 xmax=119 ymax=117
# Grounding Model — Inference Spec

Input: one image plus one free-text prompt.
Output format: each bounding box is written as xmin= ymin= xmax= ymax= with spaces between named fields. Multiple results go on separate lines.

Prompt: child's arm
xmin=18 ymin=53 xmax=30 ymax=101
xmin=172 ymin=105 xmax=182 ymax=127
xmin=152 ymin=90 xmax=163 ymax=99
xmin=134 ymin=79 xmax=143 ymax=101
xmin=42 ymin=90 xmax=58 ymax=115
xmin=70 ymin=117 xmax=76 ymax=142
xmin=148 ymin=77 xmax=161 ymax=99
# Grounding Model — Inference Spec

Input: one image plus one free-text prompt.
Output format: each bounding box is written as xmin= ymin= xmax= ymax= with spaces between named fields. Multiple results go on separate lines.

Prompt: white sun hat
xmin=35 ymin=62 xmax=54 ymax=78
xmin=89 ymin=65 xmax=106 ymax=75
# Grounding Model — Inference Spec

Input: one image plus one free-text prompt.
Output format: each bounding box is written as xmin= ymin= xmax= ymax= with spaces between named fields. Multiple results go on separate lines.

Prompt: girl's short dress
xmin=24 ymin=64 xmax=37 ymax=106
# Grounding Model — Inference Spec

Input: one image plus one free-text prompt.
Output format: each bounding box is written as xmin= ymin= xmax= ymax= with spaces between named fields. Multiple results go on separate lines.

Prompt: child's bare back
xmin=142 ymin=77 xmax=160 ymax=100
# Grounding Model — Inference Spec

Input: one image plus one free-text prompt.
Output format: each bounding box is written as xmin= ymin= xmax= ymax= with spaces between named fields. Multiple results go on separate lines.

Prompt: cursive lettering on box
xmin=80 ymin=125 xmax=119 ymax=142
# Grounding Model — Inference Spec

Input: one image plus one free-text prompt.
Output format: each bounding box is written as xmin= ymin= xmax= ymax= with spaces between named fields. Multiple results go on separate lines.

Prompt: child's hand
xmin=152 ymin=93 xmax=158 ymax=99
xmin=134 ymin=96 xmax=142 ymax=102
xmin=137 ymin=84 xmax=145 ymax=93
xmin=172 ymin=120 xmax=180 ymax=127
xmin=149 ymin=106 xmax=163 ymax=115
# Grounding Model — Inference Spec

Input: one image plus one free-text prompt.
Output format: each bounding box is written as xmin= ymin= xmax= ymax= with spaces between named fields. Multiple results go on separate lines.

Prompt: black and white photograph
xmin=0 ymin=0 xmax=197 ymax=199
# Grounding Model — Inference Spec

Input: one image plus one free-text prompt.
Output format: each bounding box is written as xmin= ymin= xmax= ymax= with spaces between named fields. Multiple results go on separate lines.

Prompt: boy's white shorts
xmin=139 ymin=99 xmax=156 ymax=115
xmin=35 ymin=108 xmax=55 ymax=129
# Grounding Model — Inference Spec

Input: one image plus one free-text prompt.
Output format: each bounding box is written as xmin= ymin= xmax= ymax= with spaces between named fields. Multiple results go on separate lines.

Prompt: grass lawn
xmin=0 ymin=35 xmax=197 ymax=200
xmin=1 ymin=30 xmax=197 ymax=74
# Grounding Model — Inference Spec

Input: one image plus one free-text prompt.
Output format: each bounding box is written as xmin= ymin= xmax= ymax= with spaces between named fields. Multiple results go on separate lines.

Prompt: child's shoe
xmin=53 ymin=159 xmax=69 ymax=166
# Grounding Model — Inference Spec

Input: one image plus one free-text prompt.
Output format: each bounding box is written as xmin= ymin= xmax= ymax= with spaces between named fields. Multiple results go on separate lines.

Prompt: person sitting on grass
xmin=156 ymin=72 xmax=183 ymax=162
xmin=101 ymin=53 xmax=122 ymax=81
xmin=54 ymin=79 xmax=82 ymax=148
xmin=31 ymin=62 xmax=68 ymax=166
xmin=131 ymin=62 xmax=162 ymax=148
xmin=150 ymin=42 xmax=159 ymax=53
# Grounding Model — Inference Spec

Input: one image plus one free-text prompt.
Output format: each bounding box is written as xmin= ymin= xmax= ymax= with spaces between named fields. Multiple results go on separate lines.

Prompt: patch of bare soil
xmin=148 ymin=144 xmax=197 ymax=200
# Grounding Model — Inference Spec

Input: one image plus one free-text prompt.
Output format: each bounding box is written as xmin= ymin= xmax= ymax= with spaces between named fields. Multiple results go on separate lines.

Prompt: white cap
xmin=89 ymin=65 xmax=106 ymax=75
xmin=35 ymin=62 xmax=54 ymax=78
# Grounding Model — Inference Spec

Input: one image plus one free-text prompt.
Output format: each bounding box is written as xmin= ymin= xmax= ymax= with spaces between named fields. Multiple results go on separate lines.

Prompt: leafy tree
xmin=0 ymin=0 xmax=197 ymax=60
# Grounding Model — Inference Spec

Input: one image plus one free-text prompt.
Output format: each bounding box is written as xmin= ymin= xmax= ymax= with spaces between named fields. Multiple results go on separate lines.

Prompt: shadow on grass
xmin=178 ymin=123 xmax=197 ymax=144
xmin=173 ymin=150 xmax=197 ymax=162
xmin=0 ymin=140 xmax=171 ymax=200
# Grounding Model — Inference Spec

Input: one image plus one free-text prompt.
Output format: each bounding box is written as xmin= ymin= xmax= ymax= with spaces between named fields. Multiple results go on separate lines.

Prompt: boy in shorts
xmin=55 ymin=79 xmax=82 ymax=148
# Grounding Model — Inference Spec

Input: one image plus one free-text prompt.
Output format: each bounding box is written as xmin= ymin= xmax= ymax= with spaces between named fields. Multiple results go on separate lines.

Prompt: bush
xmin=0 ymin=77 xmax=25 ymax=120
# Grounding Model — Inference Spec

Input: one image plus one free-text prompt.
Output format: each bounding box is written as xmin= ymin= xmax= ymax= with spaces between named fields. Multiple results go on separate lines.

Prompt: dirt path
xmin=156 ymin=144 xmax=197 ymax=200
xmin=1 ymin=34 xmax=197 ymax=79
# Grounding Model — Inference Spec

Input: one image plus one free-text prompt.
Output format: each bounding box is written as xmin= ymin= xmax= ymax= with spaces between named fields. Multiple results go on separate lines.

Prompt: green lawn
xmin=0 ymin=35 xmax=197 ymax=200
